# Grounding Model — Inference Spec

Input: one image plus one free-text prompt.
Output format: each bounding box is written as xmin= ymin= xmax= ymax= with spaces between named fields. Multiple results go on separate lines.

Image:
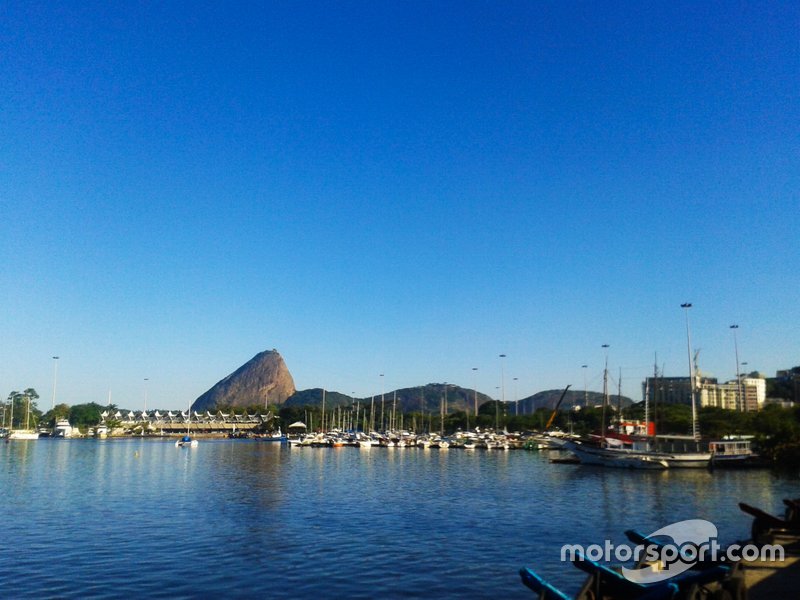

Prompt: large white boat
xmin=53 ymin=418 xmax=76 ymax=438
xmin=564 ymin=350 xmax=711 ymax=469
xmin=630 ymin=436 xmax=711 ymax=468
xmin=563 ymin=440 xmax=669 ymax=469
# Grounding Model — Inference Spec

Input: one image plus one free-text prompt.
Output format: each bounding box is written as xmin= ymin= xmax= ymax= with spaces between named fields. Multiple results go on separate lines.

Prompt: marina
xmin=2 ymin=2 xmax=797 ymax=598
xmin=1 ymin=437 xmax=796 ymax=598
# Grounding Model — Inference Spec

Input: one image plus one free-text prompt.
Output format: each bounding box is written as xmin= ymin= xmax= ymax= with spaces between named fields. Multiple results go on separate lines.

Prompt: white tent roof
xmin=288 ymin=421 xmax=307 ymax=429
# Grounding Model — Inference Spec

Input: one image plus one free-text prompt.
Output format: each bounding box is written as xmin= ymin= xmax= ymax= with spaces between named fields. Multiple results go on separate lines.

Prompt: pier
xmin=102 ymin=409 xmax=275 ymax=435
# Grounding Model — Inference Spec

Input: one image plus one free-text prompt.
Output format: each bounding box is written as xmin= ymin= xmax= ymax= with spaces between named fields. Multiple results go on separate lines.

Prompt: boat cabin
xmin=709 ymin=439 xmax=752 ymax=459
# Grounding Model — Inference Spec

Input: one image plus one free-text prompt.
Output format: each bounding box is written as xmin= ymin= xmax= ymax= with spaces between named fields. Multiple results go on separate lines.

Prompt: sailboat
xmin=566 ymin=346 xmax=711 ymax=469
xmin=9 ymin=391 xmax=40 ymax=440
xmin=175 ymin=406 xmax=198 ymax=448
xmin=563 ymin=357 xmax=668 ymax=469
xmin=625 ymin=353 xmax=711 ymax=468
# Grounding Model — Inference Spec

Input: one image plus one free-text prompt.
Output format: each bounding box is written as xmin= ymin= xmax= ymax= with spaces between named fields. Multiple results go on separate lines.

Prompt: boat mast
xmin=392 ymin=390 xmax=397 ymax=432
xmin=440 ymin=389 xmax=444 ymax=437
xmin=370 ymin=395 xmax=375 ymax=433
xmin=380 ymin=375 xmax=385 ymax=433
xmin=601 ymin=345 xmax=609 ymax=443
xmin=321 ymin=389 xmax=326 ymax=433
xmin=645 ymin=354 xmax=654 ymax=437
xmin=681 ymin=303 xmax=699 ymax=441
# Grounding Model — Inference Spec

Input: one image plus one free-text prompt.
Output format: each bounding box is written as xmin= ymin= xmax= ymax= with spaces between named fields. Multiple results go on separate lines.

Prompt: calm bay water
xmin=1 ymin=439 xmax=796 ymax=599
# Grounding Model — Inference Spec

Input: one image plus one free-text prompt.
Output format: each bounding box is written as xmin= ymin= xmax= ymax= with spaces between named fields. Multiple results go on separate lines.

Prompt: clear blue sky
xmin=2 ymin=2 xmax=798 ymax=411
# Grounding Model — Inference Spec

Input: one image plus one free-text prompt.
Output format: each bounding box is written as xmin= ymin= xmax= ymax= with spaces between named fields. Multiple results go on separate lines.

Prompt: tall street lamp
xmin=472 ymin=367 xmax=478 ymax=421
xmin=581 ymin=365 xmax=588 ymax=407
xmin=740 ymin=361 xmax=749 ymax=410
xmin=440 ymin=383 xmax=448 ymax=436
xmin=730 ymin=325 xmax=743 ymax=411
xmin=498 ymin=354 xmax=506 ymax=431
xmin=51 ymin=356 xmax=59 ymax=411
xmin=380 ymin=374 xmax=385 ymax=432
xmin=601 ymin=345 xmax=609 ymax=439
xmin=513 ymin=377 xmax=519 ymax=416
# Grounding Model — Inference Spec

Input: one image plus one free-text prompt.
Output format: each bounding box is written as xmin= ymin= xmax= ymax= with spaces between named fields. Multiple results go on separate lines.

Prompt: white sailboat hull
xmin=9 ymin=430 xmax=40 ymax=440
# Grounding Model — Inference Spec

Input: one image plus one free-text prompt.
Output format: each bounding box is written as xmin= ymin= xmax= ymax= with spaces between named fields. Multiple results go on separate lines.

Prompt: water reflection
xmin=0 ymin=440 xmax=797 ymax=599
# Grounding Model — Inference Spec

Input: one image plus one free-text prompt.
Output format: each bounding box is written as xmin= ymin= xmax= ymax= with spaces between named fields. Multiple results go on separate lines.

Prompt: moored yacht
xmin=53 ymin=418 xmax=76 ymax=438
xmin=176 ymin=435 xmax=198 ymax=448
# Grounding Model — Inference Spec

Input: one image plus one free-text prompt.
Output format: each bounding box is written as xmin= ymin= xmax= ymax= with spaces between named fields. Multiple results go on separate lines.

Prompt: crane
xmin=544 ymin=384 xmax=572 ymax=430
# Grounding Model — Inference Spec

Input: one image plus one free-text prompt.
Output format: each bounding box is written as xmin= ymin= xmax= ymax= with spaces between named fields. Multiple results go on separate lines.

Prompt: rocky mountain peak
xmin=192 ymin=349 xmax=296 ymax=411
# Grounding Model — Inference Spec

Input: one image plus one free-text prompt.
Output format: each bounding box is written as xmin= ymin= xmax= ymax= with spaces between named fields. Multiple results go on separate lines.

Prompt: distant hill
xmin=284 ymin=388 xmax=355 ymax=408
xmin=512 ymin=388 xmax=634 ymax=414
xmin=192 ymin=349 xmax=296 ymax=412
xmin=384 ymin=383 xmax=495 ymax=414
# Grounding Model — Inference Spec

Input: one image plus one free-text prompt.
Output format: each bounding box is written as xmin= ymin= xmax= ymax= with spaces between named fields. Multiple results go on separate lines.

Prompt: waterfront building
xmin=643 ymin=376 xmax=716 ymax=406
xmin=643 ymin=375 xmax=765 ymax=412
xmin=697 ymin=377 xmax=765 ymax=411
xmin=740 ymin=377 xmax=766 ymax=411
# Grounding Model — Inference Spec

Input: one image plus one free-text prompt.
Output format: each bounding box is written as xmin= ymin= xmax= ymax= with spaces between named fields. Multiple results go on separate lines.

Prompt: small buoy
xmin=134 ymin=451 xmax=139 ymax=458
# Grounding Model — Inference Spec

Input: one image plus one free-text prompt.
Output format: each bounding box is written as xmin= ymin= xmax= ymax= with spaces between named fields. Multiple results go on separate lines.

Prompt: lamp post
xmin=420 ymin=386 xmax=425 ymax=433
xmin=495 ymin=386 xmax=500 ymax=428
xmin=472 ymin=368 xmax=478 ymax=421
xmin=740 ymin=361 xmax=749 ymax=411
xmin=730 ymin=325 xmax=743 ymax=411
xmin=513 ymin=377 xmax=519 ymax=416
xmin=498 ymin=354 xmax=506 ymax=431
xmin=681 ymin=303 xmax=699 ymax=440
xmin=441 ymin=383 xmax=448 ymax=436
xmin=51 ymin=356 xmax=59 ymax=411
xmin=601 ymin=345 xmax=609 ymax=440
xmin=581 ymin=365 xmax=588 ymax=407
